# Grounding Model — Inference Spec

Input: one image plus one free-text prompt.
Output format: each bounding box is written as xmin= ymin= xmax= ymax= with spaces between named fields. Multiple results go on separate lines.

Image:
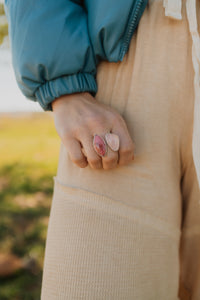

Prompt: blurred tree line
xmin=0 ymin=3 xmax=8 ymax=45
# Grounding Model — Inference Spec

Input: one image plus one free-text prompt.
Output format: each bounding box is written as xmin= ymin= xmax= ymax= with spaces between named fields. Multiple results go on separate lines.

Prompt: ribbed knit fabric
xmin=41 ymin=0 xmax=200 ymax=299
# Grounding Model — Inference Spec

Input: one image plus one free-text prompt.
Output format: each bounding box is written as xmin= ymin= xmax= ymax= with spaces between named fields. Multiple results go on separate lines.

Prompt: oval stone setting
xmin=93 ymin=134 xmax=107 ymax=157
xmin=105 ymin=133 xmax=120 ymax=151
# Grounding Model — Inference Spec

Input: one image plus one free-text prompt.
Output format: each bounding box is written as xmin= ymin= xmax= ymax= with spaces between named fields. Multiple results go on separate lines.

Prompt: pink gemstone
xmin=105 ymin=133 xmax=120 ymax=151
xmin=93 ymin=135 xmax=107 ymax=157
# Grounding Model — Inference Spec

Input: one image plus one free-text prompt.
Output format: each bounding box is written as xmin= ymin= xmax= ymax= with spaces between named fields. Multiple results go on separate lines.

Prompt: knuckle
xmin=104 ymin=156 xmax=117 ymax=165
xmin=90 ymin=164 xmax=102 ymax=170
xmin=103 ymin=158 xmax=117 ymax=169
xmin=79 ymin=162 xmax=88 ymax=168
xmin=120 ymin=147 xmax=132 ymax=156
xmin=73 ymin=156 xmax=86 ymax=166
xmin=120 ymin=142 xmax=135 ymax=155
xmin=89 ymin=157 xmax=101 ymax=165
xmin=89 ymin=158 xmax=102 ymax=169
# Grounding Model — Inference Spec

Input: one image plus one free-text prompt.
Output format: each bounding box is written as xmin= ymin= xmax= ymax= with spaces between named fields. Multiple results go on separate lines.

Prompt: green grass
xmin=0 ymin=112 xmax=60 ymax=300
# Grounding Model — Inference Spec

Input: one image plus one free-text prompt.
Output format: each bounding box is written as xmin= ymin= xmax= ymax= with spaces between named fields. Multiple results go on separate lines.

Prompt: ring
xmin=93 ymin=132 xmax=120 ymax=157
xmin=105 ymin=132 xmax=120 ymax=152
xmin=93 ymin=134 xmax=107 ymax=157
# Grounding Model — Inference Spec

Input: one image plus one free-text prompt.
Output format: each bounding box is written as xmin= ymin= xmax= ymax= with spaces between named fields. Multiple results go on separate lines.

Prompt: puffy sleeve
xmin=4 ymin=0 xmax=98 ymax=111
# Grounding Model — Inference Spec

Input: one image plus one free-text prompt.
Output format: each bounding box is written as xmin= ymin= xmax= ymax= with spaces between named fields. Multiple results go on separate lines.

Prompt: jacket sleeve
xmin=4 ymin=0 xmax=98 ymax=111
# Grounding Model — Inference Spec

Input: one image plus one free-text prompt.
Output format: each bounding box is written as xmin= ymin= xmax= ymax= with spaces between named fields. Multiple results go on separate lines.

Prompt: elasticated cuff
xmin=35 ymin=72 xmax=97 ymax=111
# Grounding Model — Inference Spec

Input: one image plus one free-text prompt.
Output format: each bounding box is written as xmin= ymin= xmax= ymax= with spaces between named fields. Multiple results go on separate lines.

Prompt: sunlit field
xmin=0 ymin=112 xmax=60 ymax=299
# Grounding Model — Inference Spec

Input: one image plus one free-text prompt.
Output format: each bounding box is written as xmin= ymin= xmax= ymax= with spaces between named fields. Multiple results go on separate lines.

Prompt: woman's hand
xmin=52 ymin=92 xmax=135 ymax=170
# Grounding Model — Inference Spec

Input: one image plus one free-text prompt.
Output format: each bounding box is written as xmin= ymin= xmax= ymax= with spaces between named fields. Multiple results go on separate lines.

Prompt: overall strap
xmin=163 ymin=0 xmax=200 ymax=204
xmin=186 ymin=0 xmax=200 ymax=204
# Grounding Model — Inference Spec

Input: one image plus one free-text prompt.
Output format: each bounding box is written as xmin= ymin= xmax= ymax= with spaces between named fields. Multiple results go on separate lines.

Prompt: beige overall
xmin=41 ymin=0 xmax=200 ymax=298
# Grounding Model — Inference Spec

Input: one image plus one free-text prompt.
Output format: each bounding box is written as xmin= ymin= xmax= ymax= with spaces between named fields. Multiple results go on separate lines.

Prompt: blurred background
xmin=0 ymin=2 xmax=60 ymax=299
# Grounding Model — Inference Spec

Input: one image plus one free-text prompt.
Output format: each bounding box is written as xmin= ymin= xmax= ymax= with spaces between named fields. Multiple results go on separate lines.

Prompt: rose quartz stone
xmin=93 ymin=135 xmax=107 ymax=156
xmin=105 ymin=133 xmax=119 ymax=151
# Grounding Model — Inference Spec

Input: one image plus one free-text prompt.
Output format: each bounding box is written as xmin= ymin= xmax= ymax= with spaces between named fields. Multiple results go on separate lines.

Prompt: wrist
xmin=52 ymin=92 xmax=94 ymax=112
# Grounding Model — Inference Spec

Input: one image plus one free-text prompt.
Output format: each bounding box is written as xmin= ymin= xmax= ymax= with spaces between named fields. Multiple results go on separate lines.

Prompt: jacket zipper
xmin=119 ymin=0 xmax=144 ymax=61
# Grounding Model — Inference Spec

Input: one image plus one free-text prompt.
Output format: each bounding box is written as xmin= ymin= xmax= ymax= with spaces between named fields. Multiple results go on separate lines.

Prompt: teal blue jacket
xmin=4 ymin=0 xmax=148 ymax=111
